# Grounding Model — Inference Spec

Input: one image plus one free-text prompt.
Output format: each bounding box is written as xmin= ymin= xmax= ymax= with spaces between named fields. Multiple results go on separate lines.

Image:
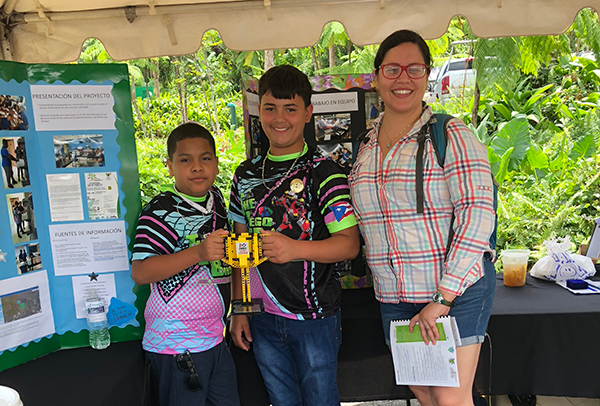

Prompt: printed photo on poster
xmin=250 ymin=116 xmax=261 ymax=144
xmin=0 ymin=95 xmax=28 ymax=131
xmin=14 ymin=243 xmax=42 ymax=275
xmin=53 ymin=135 xmax=105 ymax=168
xmin=314 ymin=113 xmax=351 ymax=141
xmin=6 ymin=192 xmax=37 ymax=244
xmin=365 ymin=91 xmax=382 ymax=129
xmin=317 ymin=142 xmax=353 ymax=171
xmin=1 ymin=137 xmax=30 ymax=189
xmin=0 ymin=271 xmax=55 ymax=353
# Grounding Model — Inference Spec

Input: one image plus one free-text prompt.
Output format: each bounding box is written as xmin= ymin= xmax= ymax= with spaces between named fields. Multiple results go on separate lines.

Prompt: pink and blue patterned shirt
xmin=132 ymin=185 xmax=231 ymax=354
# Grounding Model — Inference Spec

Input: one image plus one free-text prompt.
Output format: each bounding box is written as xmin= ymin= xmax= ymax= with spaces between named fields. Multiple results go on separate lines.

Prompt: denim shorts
xmin=380 ymin=259 xmax=496 ymax=347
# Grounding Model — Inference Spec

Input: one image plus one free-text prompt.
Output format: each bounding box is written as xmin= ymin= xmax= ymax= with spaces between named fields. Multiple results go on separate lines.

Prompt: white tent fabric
xmin=1 ymin=0 xmax=599 ymax=63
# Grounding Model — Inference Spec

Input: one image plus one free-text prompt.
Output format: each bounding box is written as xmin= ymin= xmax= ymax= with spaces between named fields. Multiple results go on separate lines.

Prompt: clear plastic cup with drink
xmin=502 ymin=249 xmax=530 ymax=287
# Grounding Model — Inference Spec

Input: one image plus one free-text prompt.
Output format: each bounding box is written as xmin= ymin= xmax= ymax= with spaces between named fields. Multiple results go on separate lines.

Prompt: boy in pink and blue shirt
xmin=132 ymin=122 xmax=239 ymax=406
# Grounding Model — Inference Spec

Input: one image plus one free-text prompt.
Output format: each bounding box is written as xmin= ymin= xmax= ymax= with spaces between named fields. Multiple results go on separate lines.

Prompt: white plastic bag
xmin=530 ymin=237 xmax=596 ymax=281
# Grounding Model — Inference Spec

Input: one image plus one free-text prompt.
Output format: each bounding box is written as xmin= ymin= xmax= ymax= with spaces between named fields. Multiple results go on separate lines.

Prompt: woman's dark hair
xmin=374 ymin=30 xmax=431 ymax=73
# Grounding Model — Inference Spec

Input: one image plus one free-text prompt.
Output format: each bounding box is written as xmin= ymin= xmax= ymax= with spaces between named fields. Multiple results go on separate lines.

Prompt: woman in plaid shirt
xmin=349 ymin=30 xmax=496 ymax=406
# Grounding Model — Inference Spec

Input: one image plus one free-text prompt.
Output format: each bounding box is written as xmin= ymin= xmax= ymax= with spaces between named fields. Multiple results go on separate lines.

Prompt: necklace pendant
xmin=290 ymin=178 xmax=304 ymax=194
xmin=386 ymin=141 xmax=391 ymax=148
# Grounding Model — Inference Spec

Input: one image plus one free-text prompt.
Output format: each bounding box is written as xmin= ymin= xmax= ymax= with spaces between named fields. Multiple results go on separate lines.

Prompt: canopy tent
xmin=1 ymin=0 xmax=599 ymax=63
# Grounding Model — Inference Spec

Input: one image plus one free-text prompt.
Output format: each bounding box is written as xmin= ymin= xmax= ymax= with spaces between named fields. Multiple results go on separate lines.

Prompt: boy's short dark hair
xmin=167 ymin=122 xmax=216 ymax=159
xmin=258 ymin=65 xmax=312 ymax=108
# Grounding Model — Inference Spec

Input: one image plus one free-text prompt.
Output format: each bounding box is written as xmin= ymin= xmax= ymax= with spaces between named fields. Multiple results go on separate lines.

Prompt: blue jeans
xmin=145 ymin=341 xmax=240 ymax=406
xmin=380 ymin=259 xmax=496 ymax=346
xmin=249 ymin=310 xmax=341 ymax=406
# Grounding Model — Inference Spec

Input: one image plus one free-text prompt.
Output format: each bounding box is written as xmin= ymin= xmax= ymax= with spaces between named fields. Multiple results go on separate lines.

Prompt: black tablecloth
xmin=2 ymin=274 xmax=600 ymax=405
xmin=488 ymin=273 xmax=600 ymax=397
xmin=0 ymin=340 xmax=146 ymax=406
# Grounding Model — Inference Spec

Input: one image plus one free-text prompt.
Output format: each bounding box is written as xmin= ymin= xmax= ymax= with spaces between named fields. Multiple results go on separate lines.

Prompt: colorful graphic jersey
xmin=229 ymin=145 xmax=357 ymax=320
xmin=133 ymin=186 xmax=231 ymax=354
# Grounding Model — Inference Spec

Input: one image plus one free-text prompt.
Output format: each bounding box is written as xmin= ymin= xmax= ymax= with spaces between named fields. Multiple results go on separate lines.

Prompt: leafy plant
xmin=490 ymin=116 xmax=532 ymax=171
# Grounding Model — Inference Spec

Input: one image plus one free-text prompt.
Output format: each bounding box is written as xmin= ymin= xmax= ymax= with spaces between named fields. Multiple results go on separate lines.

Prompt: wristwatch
xmin=432 ymin=292 xmax=455 ymax=307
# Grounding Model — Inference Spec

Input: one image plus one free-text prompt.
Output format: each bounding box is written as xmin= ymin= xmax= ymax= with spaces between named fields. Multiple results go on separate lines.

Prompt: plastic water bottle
xmin=85 ymin=292 xmax=110 ymax=350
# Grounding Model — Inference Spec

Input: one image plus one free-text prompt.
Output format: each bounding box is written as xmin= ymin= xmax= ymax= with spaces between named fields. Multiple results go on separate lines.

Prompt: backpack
xmin=353 ymin=114 xmax=498 ymax=256
xmin=416 ymin=113 xmax=498 ymax=255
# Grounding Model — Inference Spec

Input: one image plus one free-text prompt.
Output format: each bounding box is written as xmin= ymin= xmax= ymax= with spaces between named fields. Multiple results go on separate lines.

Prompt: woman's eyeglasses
xmin=379 ymin=63 xmax=428 ymax=80
xmin=175 ymin=350 xmax=203 ymax=392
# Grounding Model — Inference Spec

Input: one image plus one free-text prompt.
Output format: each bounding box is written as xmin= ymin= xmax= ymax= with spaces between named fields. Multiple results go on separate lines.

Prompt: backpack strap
xmin=415 ymin=114 xmax=454 ymax=260
xmin=415 ymin=114 xmax=453 ymax=214
xmin=351 ymin=130 xmax=370 ymax=166
xmin=415 ymin=124 xmax=429 ymax=213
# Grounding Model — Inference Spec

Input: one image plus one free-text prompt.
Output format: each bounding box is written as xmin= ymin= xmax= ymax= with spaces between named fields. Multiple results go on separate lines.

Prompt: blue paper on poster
xmin=107 ymin=297 xmax=137 ymax=327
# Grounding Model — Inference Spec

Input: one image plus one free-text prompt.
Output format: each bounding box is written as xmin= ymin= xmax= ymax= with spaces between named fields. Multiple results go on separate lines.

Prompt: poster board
xmin=0 ymin=61 xmax=144 ymax=372
xmin=241 ymin=73 xmax=378 ymax=288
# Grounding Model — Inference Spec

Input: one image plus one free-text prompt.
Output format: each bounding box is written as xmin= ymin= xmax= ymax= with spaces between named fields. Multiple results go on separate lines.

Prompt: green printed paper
xmin=395 ymin=323 xmax=447 ymax=343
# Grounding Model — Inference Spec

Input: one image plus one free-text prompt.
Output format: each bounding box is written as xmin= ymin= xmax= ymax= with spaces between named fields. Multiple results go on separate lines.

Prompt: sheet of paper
xmin=390 ymin=316 xmax=460 ymax=387
xmin=246 ymin=92 xmax=259 ymax=116
xmin=311 ymin=91 xmax=359 ymax=114
xmin=0 ymin=270 xmax=55 ymax=352
xmin=46 ymin=173 xmax=84 ymax=222
xmin=30 ymin=84 xmax=116 ymax=131
xmin=71 ymin=273 xmax=116 ymax=319
xmin=85 ymin=172 xmax=119 ymax=220
xmin=556 ymin=279 xmax=600 ymax=295
xmin=49 ymin=220 xmax=129 ymax=276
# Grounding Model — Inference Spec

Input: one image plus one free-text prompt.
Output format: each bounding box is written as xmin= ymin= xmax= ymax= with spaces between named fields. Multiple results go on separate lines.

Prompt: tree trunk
xmin=264 ymin=49 xmax=274 ymax=71
xmin=130 ymin=76 xmax=147 ymax=137
xmin=152 ymin=59 xmax=160 ymax=99
xmin=143 ymin=71 xmax=151 ymax=123
xmin=173 ymin=57 xmax=187 ymax=124
xmin=182 ymin=58 xmax=188 ymax=123
xmin=328 ymin=45 xmax=335 ymax=70
xmin=471 ymin=82 xmax=481 ymax=127
xmin=347 ymin=42 xmax=352 ymax=66
xmin=310 ymin=46 xmax=320 ymax=72
xmin=196 ymin=49 xmax=221 ymax=136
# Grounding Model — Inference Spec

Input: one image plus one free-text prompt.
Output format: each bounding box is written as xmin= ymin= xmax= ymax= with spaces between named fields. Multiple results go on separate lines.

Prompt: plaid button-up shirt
xmin=349 ymin=107 xmax=495 ymax=303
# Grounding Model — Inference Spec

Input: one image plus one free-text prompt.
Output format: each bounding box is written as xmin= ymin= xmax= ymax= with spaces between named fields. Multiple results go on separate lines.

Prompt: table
xmin=0 ymin=340 xmax=146 ymax=406
xmin=487 ymin=273 xmax=600 ymax=398
xmin=1 ymin=274 xmax=599 ymax=405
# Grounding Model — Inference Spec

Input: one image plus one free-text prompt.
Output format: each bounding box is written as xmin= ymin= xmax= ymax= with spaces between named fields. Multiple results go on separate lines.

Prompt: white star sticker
xmin=0 ymin=249 xmax=7 ymax=262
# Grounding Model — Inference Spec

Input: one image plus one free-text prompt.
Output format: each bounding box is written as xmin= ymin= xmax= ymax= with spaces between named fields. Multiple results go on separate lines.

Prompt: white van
xmin=429 ymin=40 xmax=476 ymax=104
xmin=431 ymin=57 xmax=475 ymax=103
